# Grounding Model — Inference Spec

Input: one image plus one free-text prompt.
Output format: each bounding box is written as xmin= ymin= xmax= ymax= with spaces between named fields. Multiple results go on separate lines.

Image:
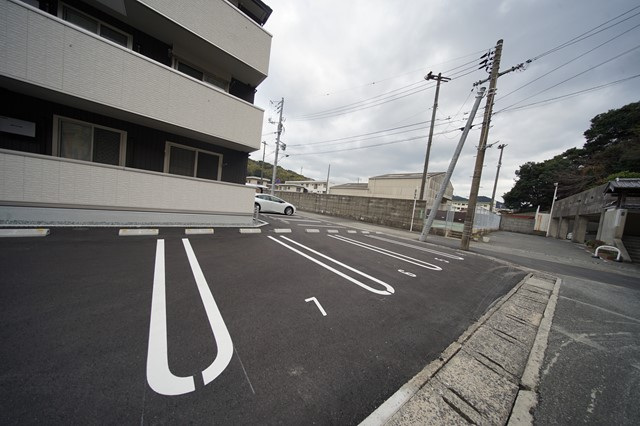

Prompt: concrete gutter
xmin=361 ymin=273 xmax=561 ymax=425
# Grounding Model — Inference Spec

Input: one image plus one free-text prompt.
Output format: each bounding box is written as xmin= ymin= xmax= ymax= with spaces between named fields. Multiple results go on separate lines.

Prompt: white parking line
xmin=0 ymin=228 xmax=50 ymax=237
xmin=268 ymin=236 xmax=394 ymax=295
xmin=147 ymin=239 xmax=234 ymax=396
xmin=182 ymin=239 xmax=234 ymax=387
xmin=329 ymin=235 xmax=442 ymax=271
xmin=147 ymin=240 xmax=195 ymax=396
xmin=366 ymin=235 xmax=465 ymax=260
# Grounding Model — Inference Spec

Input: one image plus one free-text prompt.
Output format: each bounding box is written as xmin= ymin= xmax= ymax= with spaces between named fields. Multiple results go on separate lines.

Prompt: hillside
xmin=247 ymin=159 xmax=309 ymax=183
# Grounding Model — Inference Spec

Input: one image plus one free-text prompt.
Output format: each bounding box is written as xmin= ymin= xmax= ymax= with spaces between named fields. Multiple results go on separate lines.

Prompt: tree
xmin=503 ymin=101 xmax=640 ymax=211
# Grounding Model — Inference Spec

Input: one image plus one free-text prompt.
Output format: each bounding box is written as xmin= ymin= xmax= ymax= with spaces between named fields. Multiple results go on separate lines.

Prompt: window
xmin=56 ymin=117 xmax=126 ymax=166
xmin=174 ymin=59 xmax=228 ymax=91
xmin=60 ymin=4 xmax=131 ymax=48
xmin=164 ymin=142 xmax=222 ymax=181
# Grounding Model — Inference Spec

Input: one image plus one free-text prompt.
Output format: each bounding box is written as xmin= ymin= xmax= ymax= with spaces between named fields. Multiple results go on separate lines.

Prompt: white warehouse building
xmin=0 ymin=0 xmax=272 ymax=226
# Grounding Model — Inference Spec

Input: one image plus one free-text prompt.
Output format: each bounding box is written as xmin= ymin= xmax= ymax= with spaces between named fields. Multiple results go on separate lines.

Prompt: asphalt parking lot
xmin=0 ymin=213 xmax=526 ymax=424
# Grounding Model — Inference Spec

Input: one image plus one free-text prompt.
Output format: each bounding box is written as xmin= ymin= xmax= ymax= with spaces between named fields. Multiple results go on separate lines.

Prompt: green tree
xmin=503 ymin=101 xmax=640 ymax=211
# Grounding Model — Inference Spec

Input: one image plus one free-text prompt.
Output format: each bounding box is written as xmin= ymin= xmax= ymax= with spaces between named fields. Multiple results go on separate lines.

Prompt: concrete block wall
xmin=277 ymin=192 xmax=426 ymax=231
xmin=499 ymin=214 xmax=535 ymax=234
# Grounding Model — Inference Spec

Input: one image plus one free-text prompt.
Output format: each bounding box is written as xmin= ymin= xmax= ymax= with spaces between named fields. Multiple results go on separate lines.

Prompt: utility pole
xmin=260 ymin=141 xmax=267 ymax=183
xmin=460 ymin=39 xmax=503 ymax=250
xmin=489 ymin=143 xmax=507 ymax=212
xmin=325 ymin=164 xmax=331 ymax=194
xmin=419 ymin=72 xmax=451 ymax=201
xmin=419 ymin=87 xmax=487 ymax=242
xmin=270 ymin=98 xmax=284 ymax=195
xmin=545 ymin=182 xmax=559 ymax=237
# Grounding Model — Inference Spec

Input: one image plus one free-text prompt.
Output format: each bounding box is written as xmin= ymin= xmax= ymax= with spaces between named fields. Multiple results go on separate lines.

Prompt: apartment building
xmin=0 ymin=0 xmax=272 ymax=225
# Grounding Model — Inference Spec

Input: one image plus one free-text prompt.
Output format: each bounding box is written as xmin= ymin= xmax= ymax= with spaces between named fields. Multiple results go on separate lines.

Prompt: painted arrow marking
xmin=305 ymin=297 xmax=327 ymax=316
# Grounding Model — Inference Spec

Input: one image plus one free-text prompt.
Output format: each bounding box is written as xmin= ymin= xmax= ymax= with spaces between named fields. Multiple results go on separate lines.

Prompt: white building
xmin=330 ymin=172 xmax=454 ymax=206
xmin=0 ymin=0 xmax=272 ymax=226
xmin=280 ymin=180 xmax=328 ymax=194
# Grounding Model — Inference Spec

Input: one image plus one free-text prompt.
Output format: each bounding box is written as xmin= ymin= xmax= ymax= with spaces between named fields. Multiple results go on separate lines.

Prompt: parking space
xmin=0 ymin=216 xmax=526 ymax=424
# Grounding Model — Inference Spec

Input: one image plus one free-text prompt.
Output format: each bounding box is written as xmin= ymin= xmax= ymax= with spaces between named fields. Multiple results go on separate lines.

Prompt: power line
xmin=494 ymin=43 xmax=640 ymax=114
xmin=531 ymin=5 xmax=640 ymax=61
xmin=496 ymin=73 xmax=640 ymax=113
xmin=499 ymin=21 xmax=640 ymax=101
xmin=290 ymin=125 xmax=480 ymax=157
xmin=290 ymin=50 xmax=492 ymax=121
xmin=288 ymin=117 xmax=453 ymax=147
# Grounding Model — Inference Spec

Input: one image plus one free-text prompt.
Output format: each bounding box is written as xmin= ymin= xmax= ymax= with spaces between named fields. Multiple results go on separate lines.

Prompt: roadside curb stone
xmin=361 ymin=273 xmax=560 ymax=425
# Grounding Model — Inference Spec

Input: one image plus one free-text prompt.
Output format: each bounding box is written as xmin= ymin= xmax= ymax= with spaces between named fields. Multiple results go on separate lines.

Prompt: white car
xmin=255 ymin=194 xmax=296 ymax=215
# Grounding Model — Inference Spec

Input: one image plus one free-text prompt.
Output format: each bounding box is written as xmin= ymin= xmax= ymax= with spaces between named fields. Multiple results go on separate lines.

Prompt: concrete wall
xmin=500 ymin=214 xmax=536 ymax=234
xmin=277 ymin=192 xmax=500 ymax=234
xmin=599 ymin=209 xmax=628 ymax=244
xmin=1 ymin=1 xmax=264 ymax=151
xmin=0 ymin=150 xmax=254 ymax=220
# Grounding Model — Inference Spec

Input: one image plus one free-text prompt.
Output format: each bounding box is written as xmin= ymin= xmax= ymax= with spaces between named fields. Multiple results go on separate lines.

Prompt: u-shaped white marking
xmin=146 ymin=239 xmax=233 ymax=396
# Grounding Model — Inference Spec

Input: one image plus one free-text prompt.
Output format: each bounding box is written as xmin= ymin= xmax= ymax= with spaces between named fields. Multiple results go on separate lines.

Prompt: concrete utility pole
xmin=260 ymin=141 xmax=267 ymax=183
xmin=419 ymin=87 xmax=487 ymax=242
xmin=419 ymin=72 xmax=451 ymax=201
xmin=460 ymin=39 xmax=503 ymax=250
xmin=546 ymin=182 xmax=559 ymax=237
xmin=489 ymin=143 xmax=507 ymax=212
xmin=325 ymin=164 xmax=331 ymax=194
xmin=270 ymin=98 xmax=284 ymax=195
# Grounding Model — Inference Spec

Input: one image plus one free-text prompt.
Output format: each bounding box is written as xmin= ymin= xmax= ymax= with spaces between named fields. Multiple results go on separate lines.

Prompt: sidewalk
xmin=296 ymin=212 xmax=640 ymax=425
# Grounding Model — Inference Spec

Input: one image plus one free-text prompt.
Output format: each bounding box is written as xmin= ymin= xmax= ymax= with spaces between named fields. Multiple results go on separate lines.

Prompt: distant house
xmin=246 ymin=176 xmax=271 ymax=186
xmin=330 ymin=172 xmax=454 ymax=206
xmin=451 ymin=198 xmax=498 ymax=212
xmin=281 ymin=180 xmax=328 ymax=194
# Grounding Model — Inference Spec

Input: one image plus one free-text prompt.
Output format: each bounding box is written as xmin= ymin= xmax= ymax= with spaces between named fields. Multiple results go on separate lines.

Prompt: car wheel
xmin=255 ymin=203 xmax=261 ymax=212
xmin=285 ymin=206 xmax=293 ymax=216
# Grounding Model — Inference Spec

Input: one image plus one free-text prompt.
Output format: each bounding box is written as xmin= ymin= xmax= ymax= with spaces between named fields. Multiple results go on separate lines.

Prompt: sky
xmin=252 ymin=0 xmax=640 ymax=202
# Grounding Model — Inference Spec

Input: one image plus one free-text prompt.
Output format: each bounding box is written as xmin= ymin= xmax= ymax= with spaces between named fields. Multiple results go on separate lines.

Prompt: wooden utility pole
xmin=490 ymin=143 xmax=507 ymax=212
xmin=460 ymin=39 xmax=503 ymax=250
xmin=419 ymin=72 xmax=450 ymax=201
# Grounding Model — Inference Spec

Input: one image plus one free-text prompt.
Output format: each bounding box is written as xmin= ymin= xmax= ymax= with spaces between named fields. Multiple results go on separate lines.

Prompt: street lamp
xmin=545 ymin=182 xmax=559 ymax=237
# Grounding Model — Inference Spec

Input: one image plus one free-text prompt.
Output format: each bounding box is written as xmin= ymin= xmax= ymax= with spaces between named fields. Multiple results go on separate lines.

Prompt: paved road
xmin=0 ymin=214 xmax=525 ymax=424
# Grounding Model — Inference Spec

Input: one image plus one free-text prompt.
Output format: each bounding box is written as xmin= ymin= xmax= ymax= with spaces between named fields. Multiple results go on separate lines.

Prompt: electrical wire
xmin=290 ymin=49 xmax=492 ymax=121
xmin=531 ymin=5 xmax=640 ymax=61
xmin=496 ymin=73 xmax=640 ymax=114
xmin=499 ymin=22 xmax=640 ymax=101
xmin=494 ymin=43 xmax=640 ymax=115
xmin=290 ymin=125 xmax=482 ymax=157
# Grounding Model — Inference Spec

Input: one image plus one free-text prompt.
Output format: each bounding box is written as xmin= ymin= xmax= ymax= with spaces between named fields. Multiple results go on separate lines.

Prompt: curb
xmin=361 ymin=273 xmax=559 ymax=425
xmin=507 ymin=276 xmax=561 ymax=425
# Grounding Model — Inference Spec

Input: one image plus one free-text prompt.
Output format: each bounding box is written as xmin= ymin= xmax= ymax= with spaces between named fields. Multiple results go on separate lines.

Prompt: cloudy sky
xmin=252 ymin=0 xmax=640 ymax=201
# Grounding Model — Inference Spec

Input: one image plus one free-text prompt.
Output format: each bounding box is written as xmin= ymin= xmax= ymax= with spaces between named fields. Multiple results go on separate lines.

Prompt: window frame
xmin=163 ymin=141 xmax=223 ymax=181
xmin=172 ymin=57 xmax=229 ymax=92
xmin=58 ymin=2 xmax=132 ymax=49
xmin=53 ymin=115 xmax=127 ymax=166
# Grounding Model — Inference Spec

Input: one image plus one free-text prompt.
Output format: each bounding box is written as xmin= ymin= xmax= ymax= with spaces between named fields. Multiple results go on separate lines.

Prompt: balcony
xmin=135 ymin=0 xmax=272 ymax=79
xmin=0 ymin=0 xmax=264 ymax=152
